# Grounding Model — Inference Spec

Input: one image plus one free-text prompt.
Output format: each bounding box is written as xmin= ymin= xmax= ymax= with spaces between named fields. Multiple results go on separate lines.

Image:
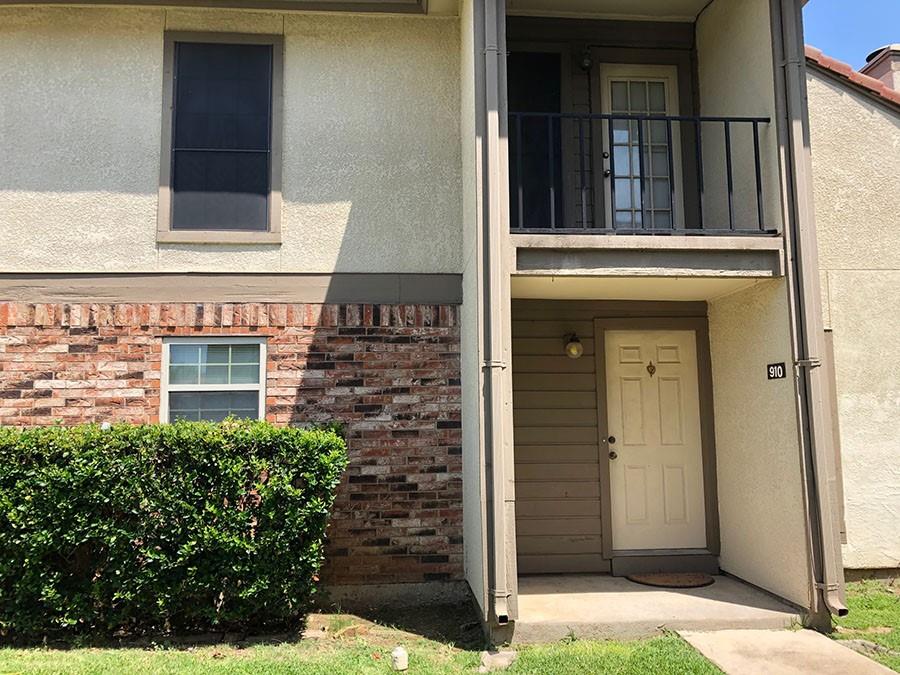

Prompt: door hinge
xmin=794 ymin=358 xmax=822 ymax=369
xmin=482 ymin=359 xmax=507 ymax=371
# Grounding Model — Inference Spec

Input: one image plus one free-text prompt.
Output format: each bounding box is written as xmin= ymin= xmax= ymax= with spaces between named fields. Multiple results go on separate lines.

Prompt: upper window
xmin=158 ymin=33 xmax=283 ymax=244
xmin=161 ymin=338 xmax=267 ymax=423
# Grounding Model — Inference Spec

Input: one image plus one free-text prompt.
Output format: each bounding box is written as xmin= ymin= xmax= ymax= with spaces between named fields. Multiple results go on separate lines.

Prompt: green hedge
xmin=0 ymin=420 xmax=348 ymax=638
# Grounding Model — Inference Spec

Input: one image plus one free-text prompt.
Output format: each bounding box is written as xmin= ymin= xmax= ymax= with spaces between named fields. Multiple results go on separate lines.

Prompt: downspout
xmin=771 ymin=0 xmax=847 ymax=622
xmin=480 ymin=0 xmax=511 ymax=628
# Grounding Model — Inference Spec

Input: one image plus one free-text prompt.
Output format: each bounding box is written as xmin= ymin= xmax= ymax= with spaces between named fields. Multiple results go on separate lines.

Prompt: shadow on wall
xmin=260 ymin=303 xmax=464 ymax=587
xmin=269 ymin=14 xmax=466 ymax=588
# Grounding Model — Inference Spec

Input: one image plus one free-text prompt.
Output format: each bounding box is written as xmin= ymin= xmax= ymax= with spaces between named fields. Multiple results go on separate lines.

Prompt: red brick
xmin=0 ymin=301 xmax=463 ymax=585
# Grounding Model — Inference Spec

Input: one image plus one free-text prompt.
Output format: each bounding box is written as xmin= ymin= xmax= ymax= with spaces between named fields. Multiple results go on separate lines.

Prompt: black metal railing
xmin=508 ymin=112 xmax=775 ymax=235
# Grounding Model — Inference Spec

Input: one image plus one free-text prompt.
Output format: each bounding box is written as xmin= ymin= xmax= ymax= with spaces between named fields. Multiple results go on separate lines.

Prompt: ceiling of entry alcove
xmin=511 ymin=275 xmax=764 ymax=301
xmin=506 ymin=0 xmax=711 ymax=22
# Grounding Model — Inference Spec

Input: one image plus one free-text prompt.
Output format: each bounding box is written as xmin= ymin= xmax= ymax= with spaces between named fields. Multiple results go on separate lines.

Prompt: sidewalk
xmin=679 ymin=629 xmax=894 ymax=675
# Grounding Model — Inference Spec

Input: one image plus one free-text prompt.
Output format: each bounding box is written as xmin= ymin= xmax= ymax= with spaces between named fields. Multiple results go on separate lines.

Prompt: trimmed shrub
xmin=0 ymin=419 xmax=347 ymax=638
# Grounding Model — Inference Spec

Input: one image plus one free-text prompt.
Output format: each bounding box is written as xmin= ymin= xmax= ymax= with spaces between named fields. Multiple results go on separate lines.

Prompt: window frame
xmin=157 ymin=32 xmax=284 ymax=245
xmin=160 ymin=336 xmax=268 ymax=423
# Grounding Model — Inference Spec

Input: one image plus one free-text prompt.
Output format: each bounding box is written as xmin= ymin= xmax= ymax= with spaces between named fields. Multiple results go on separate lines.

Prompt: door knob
xmin=608 ymin=436 xmax=616 ymax=444
xmin=609 ymin=451 xmax=618 ymax=460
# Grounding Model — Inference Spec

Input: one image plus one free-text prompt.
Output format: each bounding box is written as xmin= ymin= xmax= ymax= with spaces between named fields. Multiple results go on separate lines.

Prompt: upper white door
xmin=604 ymin=329 xmax=706 ymax=551
xmin=599 ymin=64 xmax=684 ymax=231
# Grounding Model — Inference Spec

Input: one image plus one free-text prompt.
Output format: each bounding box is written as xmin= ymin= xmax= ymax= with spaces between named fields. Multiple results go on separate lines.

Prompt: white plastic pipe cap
xmin=391 ymin=646 xmax=409 ymax=671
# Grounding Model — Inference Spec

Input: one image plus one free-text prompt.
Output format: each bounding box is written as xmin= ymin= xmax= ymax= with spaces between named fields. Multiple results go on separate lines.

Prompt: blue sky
xmin=804 ymin=0 xmax=900 ymax=69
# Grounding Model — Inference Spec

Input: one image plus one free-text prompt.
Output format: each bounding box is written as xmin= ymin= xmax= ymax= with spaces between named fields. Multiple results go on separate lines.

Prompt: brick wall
xmin=0 ymin=301 xmax=463 ymax=585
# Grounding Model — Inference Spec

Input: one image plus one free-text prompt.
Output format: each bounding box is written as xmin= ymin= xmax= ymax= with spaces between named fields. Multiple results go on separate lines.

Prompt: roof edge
xmin=805 ymin=45 xmax=900 ymax=111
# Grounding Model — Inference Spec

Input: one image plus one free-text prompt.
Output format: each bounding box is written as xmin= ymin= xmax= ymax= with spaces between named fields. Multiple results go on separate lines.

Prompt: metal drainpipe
xmin=771 ymin=0 xmax=847 ymax=621
xmin=481 ymin=0 xmax=511 ymax=627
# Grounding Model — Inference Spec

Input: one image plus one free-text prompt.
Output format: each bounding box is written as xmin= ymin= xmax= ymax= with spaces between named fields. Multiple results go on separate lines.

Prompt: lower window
xmin=161 ymin=338 xmax=266 ymax=422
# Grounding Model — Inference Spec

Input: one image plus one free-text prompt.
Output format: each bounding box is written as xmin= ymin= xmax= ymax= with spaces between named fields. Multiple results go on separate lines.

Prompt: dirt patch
xmin=302 ymin=606 xmax=484 ymax=651
xmin=835 ymin=625 xmax=892 ymax=635
xmin=843 ymin=569 xmax=900 ymax=584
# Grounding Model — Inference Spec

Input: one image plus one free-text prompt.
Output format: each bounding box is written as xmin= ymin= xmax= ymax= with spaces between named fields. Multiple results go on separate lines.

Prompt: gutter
xmin=479 ymin=0 xmax=512 ymax=629
xmin=770 ymin=0 xmax=847 ymax=623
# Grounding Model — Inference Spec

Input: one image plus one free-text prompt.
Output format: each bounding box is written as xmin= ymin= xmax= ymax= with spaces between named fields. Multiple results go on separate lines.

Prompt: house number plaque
xmin=767 ymin=362 xmax=787 ymax=380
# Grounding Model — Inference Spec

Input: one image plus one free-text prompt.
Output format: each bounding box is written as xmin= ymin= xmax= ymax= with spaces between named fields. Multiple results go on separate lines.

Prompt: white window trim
xmin=160 ymin=336 xmax=268 ymax=423
xmin=598 ymin=63 xmax=686 ymax=230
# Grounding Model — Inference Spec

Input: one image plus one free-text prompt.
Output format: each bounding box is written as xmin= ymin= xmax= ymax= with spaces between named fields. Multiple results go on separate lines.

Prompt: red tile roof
xmin=806 ymin=45 xmax=900 ymax=108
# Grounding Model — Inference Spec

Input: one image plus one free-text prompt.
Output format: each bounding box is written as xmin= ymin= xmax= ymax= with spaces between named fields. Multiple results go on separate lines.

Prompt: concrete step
xmin=513 ymin=574 xmax=801 ymax=643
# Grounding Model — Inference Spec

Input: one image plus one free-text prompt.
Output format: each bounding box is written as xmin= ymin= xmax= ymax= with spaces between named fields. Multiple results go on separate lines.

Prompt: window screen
xmin=171 ymin=42 xmax=273 ymax=231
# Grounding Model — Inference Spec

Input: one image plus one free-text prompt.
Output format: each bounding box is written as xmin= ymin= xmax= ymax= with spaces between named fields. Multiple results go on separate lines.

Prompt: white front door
xmin=605 ymin=329 xmax=706 ymax=551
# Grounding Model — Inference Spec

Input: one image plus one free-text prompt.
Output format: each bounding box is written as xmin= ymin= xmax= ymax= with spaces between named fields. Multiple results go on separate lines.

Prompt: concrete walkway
xmin=514 ymin=575 xmax=800 ymax=642
xmin=680 ymin=629 xmax=894 ymax=674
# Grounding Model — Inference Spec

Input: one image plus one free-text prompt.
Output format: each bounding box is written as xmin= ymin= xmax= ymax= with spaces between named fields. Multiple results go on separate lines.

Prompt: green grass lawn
xmin=0 ymin=613 xmax=720 ymax=675
xmin=832 ymin=579 xmax=900 ymax=672
xmin=8 ymin=578 xmax=899 ymax=675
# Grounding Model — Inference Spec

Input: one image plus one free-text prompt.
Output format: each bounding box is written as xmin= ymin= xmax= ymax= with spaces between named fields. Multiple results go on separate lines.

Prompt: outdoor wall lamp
xmin=564 ymin=334 xmax=584 ymax=360
xmin=579 ymin=51 xmax=593 ymax=71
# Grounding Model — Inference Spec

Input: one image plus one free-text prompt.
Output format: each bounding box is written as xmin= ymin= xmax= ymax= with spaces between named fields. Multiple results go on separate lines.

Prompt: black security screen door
xmin=171 ymin=42 xmax=273 ymax=231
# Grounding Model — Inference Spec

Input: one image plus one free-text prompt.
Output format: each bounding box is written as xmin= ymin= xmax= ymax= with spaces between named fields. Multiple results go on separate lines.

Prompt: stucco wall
xmin=807 ymin=70 xmax=900 ymax=570
xmin=459 ymin=0 xmax=487 ymax=618
xmin=0 ymin=7 xmax=462 ymax=274
xmin=708 ymin=279 xmax=811 ymax=608
xmin=695 ymin=0 xmax=783 ymax=234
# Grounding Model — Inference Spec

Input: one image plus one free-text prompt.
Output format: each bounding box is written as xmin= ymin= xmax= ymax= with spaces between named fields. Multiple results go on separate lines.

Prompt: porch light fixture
xmin=564 ymin=334 xmax=584 ymax=360
xmin=579 ymin=51 xmax=592 ymax=71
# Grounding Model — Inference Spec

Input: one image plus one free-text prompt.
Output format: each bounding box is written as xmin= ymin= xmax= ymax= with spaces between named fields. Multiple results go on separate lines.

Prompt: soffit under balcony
xmin=507 ymin=0 xmax=710 ymax=22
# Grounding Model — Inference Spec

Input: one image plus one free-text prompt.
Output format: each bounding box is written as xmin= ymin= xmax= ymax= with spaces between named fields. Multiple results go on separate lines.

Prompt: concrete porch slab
xmin=680 ymin=629 xmax=894 ymax=674
xmin=513 ymin=574 xmax=802 ymax=643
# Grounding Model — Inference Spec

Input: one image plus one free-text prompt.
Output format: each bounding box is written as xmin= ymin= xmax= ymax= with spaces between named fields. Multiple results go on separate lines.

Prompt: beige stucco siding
xmin=708 ymin=279 xmax=811 ymax=608
xmin=0 ymin=8 xmax=164 ymax=272
xmin=807 ymin=70 xmax=900 ymax=570
xmin=0 ymin=7 xmax=462 ymax=274
xmin=695 ymin=0 xmax=783 ymax=234
xmin=459 ymin=0 xmax=487 ymax=618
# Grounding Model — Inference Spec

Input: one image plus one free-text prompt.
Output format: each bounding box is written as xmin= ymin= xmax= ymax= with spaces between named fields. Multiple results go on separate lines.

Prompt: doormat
xmin=626 ymin=572 xmax=715 ymax=589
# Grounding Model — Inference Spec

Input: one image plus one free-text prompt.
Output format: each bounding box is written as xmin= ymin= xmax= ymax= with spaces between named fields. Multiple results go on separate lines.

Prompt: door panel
xmin=606 ymin=329 xmax=706 ymax=550
xmin=658 ymin=377 xmax=684 ymax=445
xmin=624 ymin=465 xmax=650 ymax=524
xmin=620 ymin=376 xmax=646 ymax=445
xmin=663 ymin=465 xmax=688 ymax=524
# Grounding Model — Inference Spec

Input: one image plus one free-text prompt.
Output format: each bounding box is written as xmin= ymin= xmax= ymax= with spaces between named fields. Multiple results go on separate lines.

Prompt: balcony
xmin=503 ymin=1 xmax=785 ymax=240
xmin=503 ymin=5 xmax=786 ymax=289
xmin=508 ymin=111 xmax=776 ymax=236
